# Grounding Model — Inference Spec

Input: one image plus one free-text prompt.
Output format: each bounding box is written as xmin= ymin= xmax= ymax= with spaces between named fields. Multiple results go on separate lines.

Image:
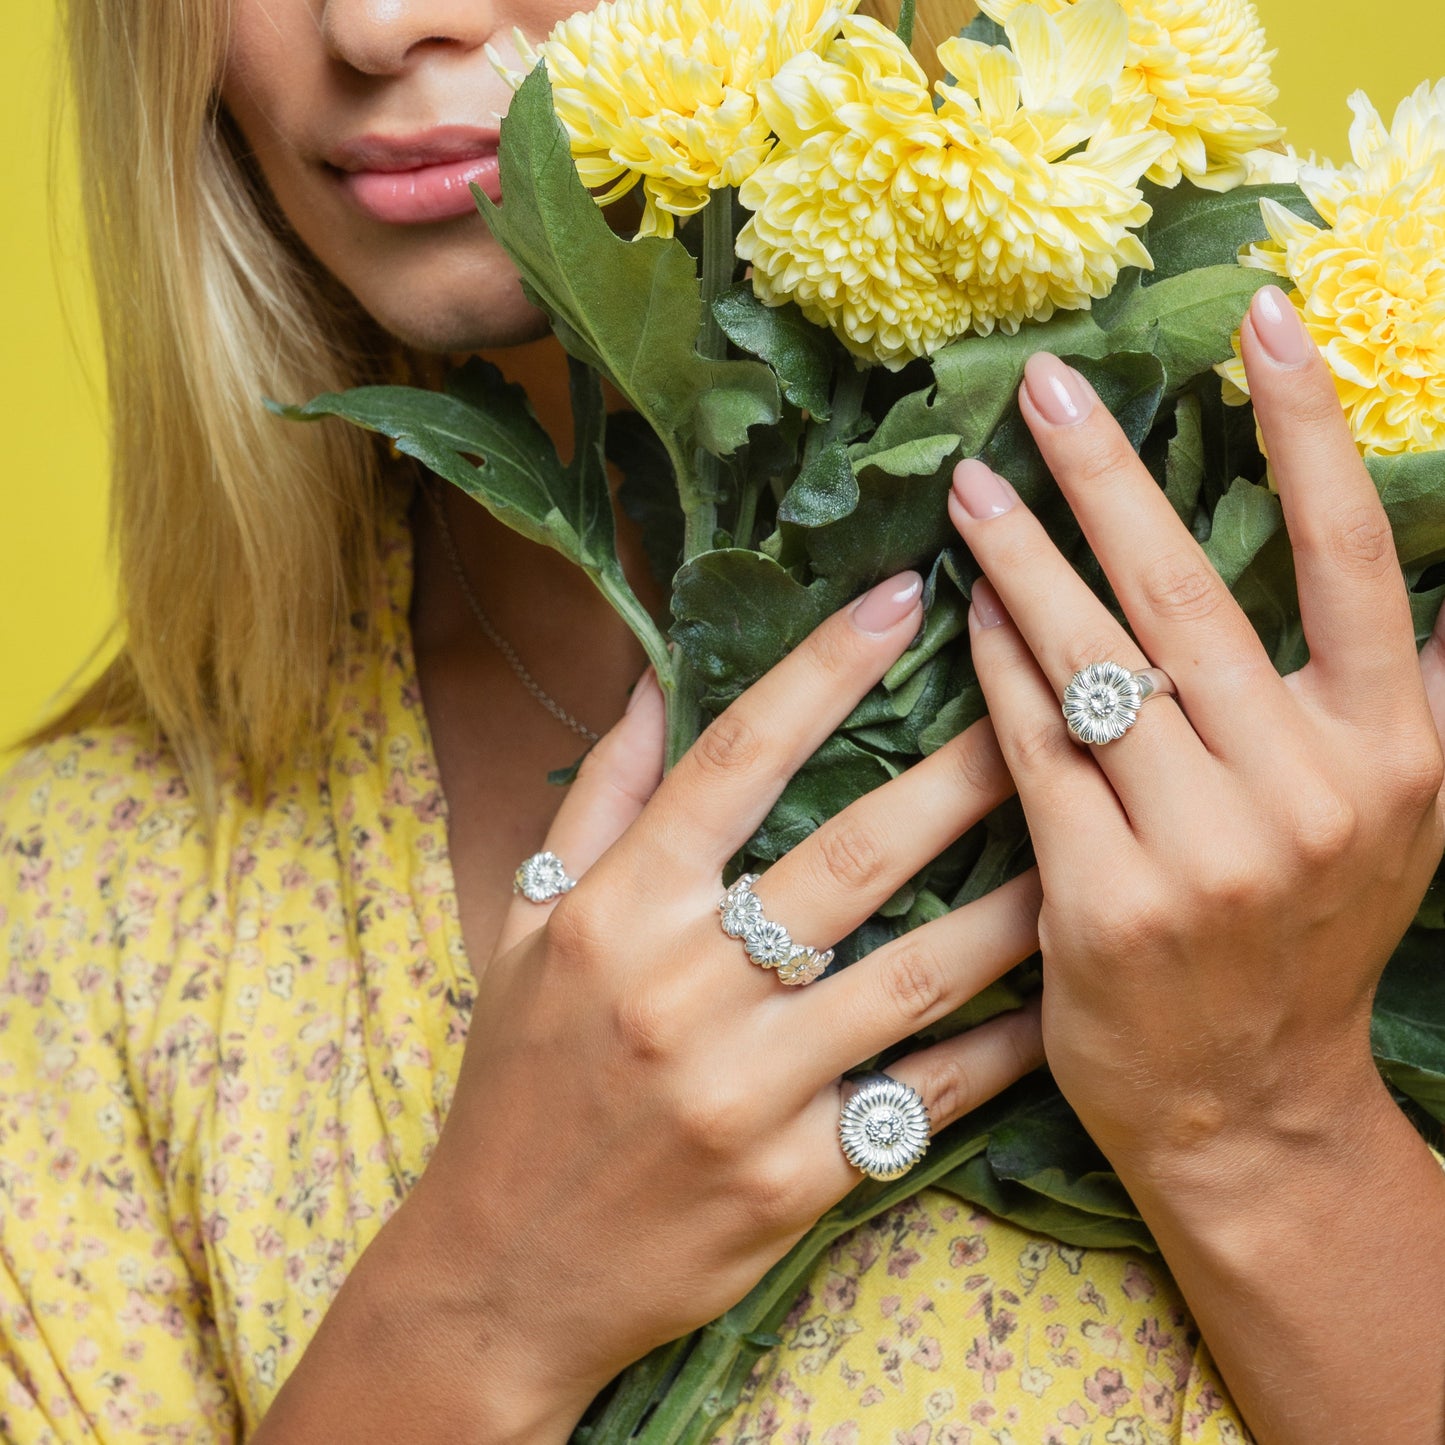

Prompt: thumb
xmin=495 ymin=666 xmax=666 ymax=953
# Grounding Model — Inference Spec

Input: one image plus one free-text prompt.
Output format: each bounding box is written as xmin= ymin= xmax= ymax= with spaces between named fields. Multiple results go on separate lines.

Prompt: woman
xmin=2 ymin=0 xmax=1442 ymax=1441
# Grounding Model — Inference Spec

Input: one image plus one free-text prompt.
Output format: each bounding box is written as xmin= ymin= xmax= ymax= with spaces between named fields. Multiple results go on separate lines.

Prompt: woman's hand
xmin=946 ymin=282 xmax=1445 ymax=1178
xmin=392 ymin=577 xmax=1047 ymax=1438
xmin=946 ymin=281 xmax=1445 ymax=1445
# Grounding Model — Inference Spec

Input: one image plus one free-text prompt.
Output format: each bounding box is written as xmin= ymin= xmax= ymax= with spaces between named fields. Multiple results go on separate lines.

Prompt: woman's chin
xmin=359 ymin=277 xmax=552 ymax=356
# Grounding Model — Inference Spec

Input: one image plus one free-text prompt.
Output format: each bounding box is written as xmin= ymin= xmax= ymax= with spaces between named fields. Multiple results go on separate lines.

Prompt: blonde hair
xmin=28 ymin=0 xmax=975 ymax=821
xmin=26 ymin=0 xmax=408 ymax=821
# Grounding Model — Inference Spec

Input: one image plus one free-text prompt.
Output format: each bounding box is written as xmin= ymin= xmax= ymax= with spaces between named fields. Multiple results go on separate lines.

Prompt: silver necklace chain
xmin=421 ymin=480 xmax=601 ymax=745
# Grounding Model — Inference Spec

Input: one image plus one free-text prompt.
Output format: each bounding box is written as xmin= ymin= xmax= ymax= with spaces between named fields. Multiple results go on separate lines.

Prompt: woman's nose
xmin=320 ymin=0 xmax=496 ymax=76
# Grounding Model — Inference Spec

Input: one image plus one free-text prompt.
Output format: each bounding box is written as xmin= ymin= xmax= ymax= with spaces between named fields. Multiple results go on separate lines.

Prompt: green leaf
xmin=270 ymin=358 xmax=591 ymax=560
xmin=1414 ymin=583 xmax=1445 ymax=648
xmin=917 ymin=683 xmax=986 ymax=754
xmin=865 ymin=310 xmax=1106 ymax=463
xmin=607 ymin=411 xmax=685 ymax=591
xmin=800 ymin=468 xmax=956 ymax=609
xmin=778 ymin=440 xmax=858 ymax=527
xmin=474 ymin=65 xmax=779 ymax=500
xmin=1202 ymin=476 xmax=1284 ymax=589
xmin=958 ymin=12 xmax=1008 ymax=46
xmin=1368 ymin=449 xmax=1445 ymax=569
xmin=269 ymin=357 xmax=674 ymax=683
xmin=712 ymin=286 xmax=839 ymax=419
xmin=1107 ymin=265 xmax=1274 ymax=391
xmin=1164 ymin=392 xmax=1206 ymax=524
xmin=884 ymin=588 xmax=968 ymax=692
xmin=671 ymin=549 xmax=831 ymax=709
xmin=934 ymin=1149 xmax=1157 ymax=1252
xmin=850 ymin=431 xmax=962 ymax=480
xmin=1141 ymin=180 xmax=1323 ymax=283
xmin=749 ymin=734 xmax=898 ymax=859
xmin=1372 ymin=929 xmax=1445 ymax=1125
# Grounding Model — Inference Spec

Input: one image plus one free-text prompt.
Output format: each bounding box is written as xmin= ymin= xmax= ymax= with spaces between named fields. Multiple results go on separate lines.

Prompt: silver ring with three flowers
xmin=717 ymin=873 xmax=834 ymax=987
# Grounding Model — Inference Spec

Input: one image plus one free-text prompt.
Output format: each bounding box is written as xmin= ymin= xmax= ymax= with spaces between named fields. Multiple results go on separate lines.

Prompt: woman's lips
xmin=338 ymin=152 xmax=501 ymax=224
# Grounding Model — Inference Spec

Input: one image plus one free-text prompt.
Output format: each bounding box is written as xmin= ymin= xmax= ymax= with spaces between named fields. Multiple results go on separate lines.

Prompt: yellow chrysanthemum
xmin=733 ymin=2 xmax=1171 ymax=369
xmin=980 ymin=0 xmax=1282 ymax=191
xmin=1217 ymin=81 xmax=1445 ymax=456
xmin=493 ymin=0 xmax=857 ymax=238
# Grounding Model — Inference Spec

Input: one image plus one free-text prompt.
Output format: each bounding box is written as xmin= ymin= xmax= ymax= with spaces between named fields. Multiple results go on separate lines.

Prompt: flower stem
xmin=895 ymin=0 xmax=917 ymax=47
xmin=667 ymin=187 xmax=737 ymax=768
xmin=684 ymin=187 xmax=736 ymax=559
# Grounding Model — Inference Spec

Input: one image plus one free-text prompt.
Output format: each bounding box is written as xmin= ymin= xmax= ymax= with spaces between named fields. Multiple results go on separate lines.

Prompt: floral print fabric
xmin=708 ymin=1190 xmax=1256 ymax=1445
xmin=0 ymin=480 xmax=1430 ymax=1442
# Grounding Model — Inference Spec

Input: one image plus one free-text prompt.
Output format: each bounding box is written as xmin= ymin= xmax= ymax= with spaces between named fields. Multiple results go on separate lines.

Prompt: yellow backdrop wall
xmin=3 ymin=1 xmax=1443 ymax=758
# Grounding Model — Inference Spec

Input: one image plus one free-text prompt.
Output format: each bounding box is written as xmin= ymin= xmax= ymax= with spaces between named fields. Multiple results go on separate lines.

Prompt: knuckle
xmin=545 ymin=891 xmax=608 ymax=964
xmin=921 ymin=1054 xmax=974 ymax=1132
xmin=674 ymin=1077 xmax=753 ymax=1158
xmin=1069 ymin=435 xmax=1130 ymax=492
xmin=1060 ymin=636 xmax=1134 ymax=681
xmin=1324 ymin=506 xmax=1397 ymax=581
xmin=881 ymin=939 xmax=947 ymax=1028
xmin=1192 ymin=848 xmax=1270 ymax=912
xmin=1392 ymin=738 xmax=1445 ymax=810
xmin=1075 ymin=882 xmax=1166 ymax=957
xmin=1009 ymin=716 xmax=1079 ymax=776
xmin=738 ymin=1154 xmax=807 ymax=1230
xmin=1137 ymin=552 xmax=1226 ymax=624
xmin=808 ymin=613 xmax=866 ymax=679
xmin=939 ymin=722 xmax=1011 ymax=804
xmin=612 ymin=982 xmax=687 ymax=1065
xmin=692 ymin=709 xmax=764 ymax=781
xmin=813 ymin=819 xmax=888 ymax=893
xmin=1287 ymin=785 xmax=1359 ymax=867
xmin=1286 ymin=379 xmax=1350 ymax=432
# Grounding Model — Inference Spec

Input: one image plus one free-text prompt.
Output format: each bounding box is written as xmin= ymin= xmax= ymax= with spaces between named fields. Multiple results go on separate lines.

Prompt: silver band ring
xmin=1062 ymin=661 xmax=1177 ymax=745
xmin=718 ymin=873 xmax=834 ymax=987
xmin=513 ymin=850 xmax=578 ymax=903
xmin=838 ymin=1071 xmax=931 ymax=1180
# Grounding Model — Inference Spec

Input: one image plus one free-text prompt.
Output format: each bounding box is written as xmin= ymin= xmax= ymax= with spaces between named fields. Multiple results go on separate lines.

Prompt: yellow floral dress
xmin=0 ymin=480 xmax=1429 ymax=1443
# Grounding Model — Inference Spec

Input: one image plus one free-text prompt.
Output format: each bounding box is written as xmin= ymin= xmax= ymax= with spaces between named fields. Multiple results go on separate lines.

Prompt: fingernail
xmin=1023 ymin=352 xmax=1092 ymax=426
xmin=952 ymin=459 xmax=1018 ymax=521
xmin=625 ymin=666 xmax=656 ymax=713
xmin=851 ymin=570 xmax=923 ymax=635
xmin=969 ymin=578 xmax=1006 ymax=630
xmin=1252 ymin=285 xmax=1311 ymax=367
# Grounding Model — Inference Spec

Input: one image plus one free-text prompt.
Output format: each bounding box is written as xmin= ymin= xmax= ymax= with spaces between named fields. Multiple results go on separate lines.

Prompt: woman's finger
xmin=744 ymin=716 xmax=1016 ymax=960
xmin=630 ymin=571 xmax=925 ymax=882
xmin=1240 ymin=285 xmax=1423 ymax=714
xmin=964 ymin=578 xmax=1134 ymax=858
xmin=1015 ymin=351 xmax=1287 ymax=751
xmin=793 ymin=992 xmax=1047 ymax=1209
xmin=494 ymin=668 xmax=666 ymax=956
xmin=783 ymin=865 xmax=1044 ymax=1087
xmin=947 ymin=457 xmax=1206 ymax=825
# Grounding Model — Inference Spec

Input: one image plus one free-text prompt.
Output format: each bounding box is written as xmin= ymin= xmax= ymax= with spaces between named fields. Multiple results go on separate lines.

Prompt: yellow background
xmin=3 ymin=1 xmax=1444 ymax=756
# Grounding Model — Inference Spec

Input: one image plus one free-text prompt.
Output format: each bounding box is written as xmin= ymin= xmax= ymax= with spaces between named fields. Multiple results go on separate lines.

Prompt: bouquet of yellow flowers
xmin=276 ymin=0 xmax=1445 ymax=1436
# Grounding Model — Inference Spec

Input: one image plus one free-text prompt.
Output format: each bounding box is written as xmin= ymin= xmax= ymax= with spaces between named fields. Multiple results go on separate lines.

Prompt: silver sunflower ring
xmin=838 ymin=1071 xmax=931 ymax=1181
xmin=1062 ymin=661 xmax=1176 ymax=746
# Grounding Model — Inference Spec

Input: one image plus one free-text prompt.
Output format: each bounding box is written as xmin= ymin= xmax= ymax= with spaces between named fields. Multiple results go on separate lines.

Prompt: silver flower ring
xmin=513 ymin=850 xmax=578 ymax=903
xmin=1062 ymin=660 xmax=1176 ymax=746
xmin=838 ymin=1072 xmax=931 ymax=1180
xmin=718 ymin=873 xmax=834 ymax=987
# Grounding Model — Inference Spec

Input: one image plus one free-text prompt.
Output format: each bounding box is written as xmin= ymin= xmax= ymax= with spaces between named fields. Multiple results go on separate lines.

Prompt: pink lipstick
xmin=327 ymin=126 xmax=501 ymax=225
